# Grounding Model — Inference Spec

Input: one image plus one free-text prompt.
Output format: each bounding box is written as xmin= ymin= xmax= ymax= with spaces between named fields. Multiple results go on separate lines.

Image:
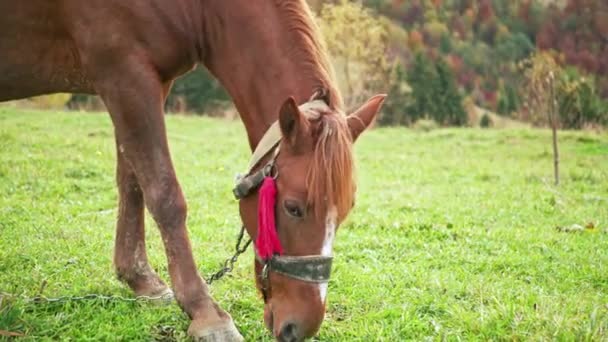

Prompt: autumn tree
xmin=520 ymin=51 xmax=563 ymax=185
xmin=558 ymin=68 xmax=608 ymax=129
xmin=318 ymin=0 xmax=394 ymax=111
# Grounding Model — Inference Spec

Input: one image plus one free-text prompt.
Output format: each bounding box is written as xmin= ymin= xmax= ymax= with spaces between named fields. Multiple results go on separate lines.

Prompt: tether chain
xmin=205 ymin=225 xmax=252 ymax=285
xmin=0 ymin=226 xmax=252 ymax=305
xmin=0 ymin=292 xmax=175 ymax=304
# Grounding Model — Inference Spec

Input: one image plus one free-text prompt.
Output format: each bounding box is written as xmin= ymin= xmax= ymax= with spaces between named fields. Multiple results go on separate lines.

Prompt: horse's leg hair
xmin=95 ymin=56 xmax=242 ymax=341
xmin=113 ymin=137 xmax=170 ymax=297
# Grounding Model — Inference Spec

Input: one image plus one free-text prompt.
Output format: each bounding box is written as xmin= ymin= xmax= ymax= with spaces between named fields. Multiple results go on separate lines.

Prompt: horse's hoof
xmin=188 ymin=319 xmax=244 ymax=342
xmin=142 ymin=288 xmax=174 ymax=305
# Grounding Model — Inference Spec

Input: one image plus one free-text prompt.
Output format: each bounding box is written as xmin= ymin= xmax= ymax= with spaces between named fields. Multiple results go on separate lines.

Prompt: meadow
xmin=0 ymin=108 xmax=607 ymax=341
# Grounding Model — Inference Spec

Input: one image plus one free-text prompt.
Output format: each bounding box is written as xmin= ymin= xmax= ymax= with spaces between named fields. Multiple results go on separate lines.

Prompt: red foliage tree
xmin=600 ymin=46 xmax=608 ymax=75
xmin=403 ymin=1 xmax=423 ymax=25
xmin=536 ymin=22 xmax=557 ymax=50
xmin=518 ymin=0 xmax=532 ymax=22
xmin=477 ymin=0 xmax=494 ymax=22
xmin=535 ymin=0 xmax=608 ymax=99
xmin=577 ymin=50 xmax=599 ymax=74
xmin=450 ymin=16 xmax=467 ymax=39
xmin=431 ymin=0 xmax=442 ymax=8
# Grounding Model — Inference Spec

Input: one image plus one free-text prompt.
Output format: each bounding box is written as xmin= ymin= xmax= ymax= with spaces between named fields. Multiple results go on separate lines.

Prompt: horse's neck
xmin=200 ymin=1 xmax=341 ymax=150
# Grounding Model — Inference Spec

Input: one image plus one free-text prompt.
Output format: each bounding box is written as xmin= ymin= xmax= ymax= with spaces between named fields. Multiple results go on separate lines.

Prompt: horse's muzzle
xmin=277 ymin=322 xmax=302 ymax=342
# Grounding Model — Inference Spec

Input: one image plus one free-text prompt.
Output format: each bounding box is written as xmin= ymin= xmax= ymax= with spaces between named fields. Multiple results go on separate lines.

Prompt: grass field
xmin=1 ymin=108 xmax=607 ymax=341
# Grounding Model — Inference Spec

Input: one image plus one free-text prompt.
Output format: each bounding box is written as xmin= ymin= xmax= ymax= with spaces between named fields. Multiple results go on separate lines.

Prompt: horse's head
xmin=237 ymin=92 xmax=385 ymax=341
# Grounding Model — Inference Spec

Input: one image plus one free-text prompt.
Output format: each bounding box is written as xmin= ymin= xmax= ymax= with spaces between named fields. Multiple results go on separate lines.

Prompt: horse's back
xmin=0 ymin=0 xmax=197 ymax=102
xmin=0 ymin=1 xmax=87 ymax=100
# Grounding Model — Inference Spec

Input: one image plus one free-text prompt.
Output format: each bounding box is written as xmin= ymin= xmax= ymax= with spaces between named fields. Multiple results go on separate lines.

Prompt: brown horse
xmin=0 ymin=1 xmax=385 ymax=341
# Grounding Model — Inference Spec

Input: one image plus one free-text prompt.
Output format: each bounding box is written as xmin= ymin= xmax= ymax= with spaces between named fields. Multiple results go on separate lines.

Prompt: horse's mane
xmin=274 ymin=0 xmax=344 ymax=110
xmin=276 ymin=1 xmax=354 ymax=221
xmin=302 ymin=104 xmax=355 ymax=223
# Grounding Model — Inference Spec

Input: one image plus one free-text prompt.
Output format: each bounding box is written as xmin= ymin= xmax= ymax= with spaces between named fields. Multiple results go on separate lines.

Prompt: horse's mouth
xmin=264 ymin=303 xmax=274 ymax=332
xmin=277 ymin=322 xmax=302 ymax=342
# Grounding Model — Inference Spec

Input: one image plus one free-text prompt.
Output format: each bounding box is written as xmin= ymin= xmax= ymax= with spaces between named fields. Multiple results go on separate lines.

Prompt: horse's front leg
xmin=113 ymin=139 xmax=171 ymax=298
xmin=96 ymin=59 xmax=243 ymax=342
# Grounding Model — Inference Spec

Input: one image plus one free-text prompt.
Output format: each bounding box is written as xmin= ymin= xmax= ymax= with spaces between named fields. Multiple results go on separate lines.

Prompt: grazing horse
xmin=0 ymin=0 xmax=385 ymax=341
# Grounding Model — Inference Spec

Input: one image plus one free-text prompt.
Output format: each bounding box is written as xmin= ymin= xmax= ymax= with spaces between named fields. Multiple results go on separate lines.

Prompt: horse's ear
xmin=347 ymin=94 xmax=387 ymax=142
xmin=279 ymin=96 xmax=306 ymax=147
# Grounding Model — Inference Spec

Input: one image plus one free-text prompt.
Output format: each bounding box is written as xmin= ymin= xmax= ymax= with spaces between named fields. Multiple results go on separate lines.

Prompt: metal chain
xmin=0 ymin=226 xmax=252 ymax=305
xmin=0 ymin=291 xmax=175 ymax=304
xmin=205 ymin=225 xmax=252 ymax=284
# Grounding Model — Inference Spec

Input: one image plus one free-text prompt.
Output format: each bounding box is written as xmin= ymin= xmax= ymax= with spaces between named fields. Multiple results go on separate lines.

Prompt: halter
xmin=232 ymin=92 xmax=334 ymax=301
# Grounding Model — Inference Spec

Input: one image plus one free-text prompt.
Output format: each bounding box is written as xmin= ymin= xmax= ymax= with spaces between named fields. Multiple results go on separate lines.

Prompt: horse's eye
xmin=284 ymin=199 xmax=304 ymax=218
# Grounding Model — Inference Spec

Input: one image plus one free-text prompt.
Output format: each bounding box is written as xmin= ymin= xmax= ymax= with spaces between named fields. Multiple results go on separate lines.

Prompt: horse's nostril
xmin=278 ymin=322 xmax=300 ymax=342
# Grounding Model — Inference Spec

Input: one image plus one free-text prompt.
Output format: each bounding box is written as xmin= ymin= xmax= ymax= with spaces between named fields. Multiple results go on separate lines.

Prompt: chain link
xmin=0 ymin=291 xmax=174 ymax=304
xmin=0 ymin=226 xmax=252 ymax=305
xmin=205 ymin=225 xmax=252 ymax=284
xmin=0 ymin=291 xmax=173 ymax=304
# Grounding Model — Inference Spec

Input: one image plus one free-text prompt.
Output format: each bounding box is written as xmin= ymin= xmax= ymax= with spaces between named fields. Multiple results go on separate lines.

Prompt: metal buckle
xmin=261 ymin=262 xmax=270 ymax=282
xmin=263 ymin=163 xmax=278 ymax=179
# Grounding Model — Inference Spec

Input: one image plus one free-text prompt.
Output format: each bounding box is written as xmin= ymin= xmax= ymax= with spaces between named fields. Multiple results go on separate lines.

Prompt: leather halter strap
xmin=247 ymin=122 xmax=282 ymax=174
xmin=232 ymin=99 xmax=328 ymax=199
xmin=246 ymin=99 xmax=328 ymax=174
xmin=255 ymin=252 xmax=333 ymax=283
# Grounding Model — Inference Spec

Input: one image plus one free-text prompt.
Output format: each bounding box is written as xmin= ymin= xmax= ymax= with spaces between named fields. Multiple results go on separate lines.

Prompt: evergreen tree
xmin=406 ymin=52 xmax=438 ymax=123
xmin=497 ymin=83 xmax=520 ymax=116
xmin=439 ymin=32 xmax=452 ymax=54
xmin=380 ymin=63 xmax=411 ymax=126
xmin=435 ymin=59 xmax=467 ymax=125
xmin=166 ymin=66 xmax=230 ymax=114
xmin=406 ymin=53 xmax=467 ymax=126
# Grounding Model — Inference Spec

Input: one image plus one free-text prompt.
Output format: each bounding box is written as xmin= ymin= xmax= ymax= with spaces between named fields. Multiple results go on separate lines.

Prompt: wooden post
xmin=549 ymin=75 xmax=559 ymax=185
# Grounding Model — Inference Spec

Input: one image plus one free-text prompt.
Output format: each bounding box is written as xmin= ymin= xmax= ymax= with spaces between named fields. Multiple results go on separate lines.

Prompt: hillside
xmin=361 ymin=0 xmax=607 ymax=104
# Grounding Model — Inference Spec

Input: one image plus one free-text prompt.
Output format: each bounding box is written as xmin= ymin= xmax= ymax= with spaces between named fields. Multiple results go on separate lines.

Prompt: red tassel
xmin=256 ymin=176 xmax=283 ymax=260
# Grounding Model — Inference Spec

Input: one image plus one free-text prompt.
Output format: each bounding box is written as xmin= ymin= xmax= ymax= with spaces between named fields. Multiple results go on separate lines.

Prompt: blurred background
xmin=5 ymin=0 xmax=608 ymax=131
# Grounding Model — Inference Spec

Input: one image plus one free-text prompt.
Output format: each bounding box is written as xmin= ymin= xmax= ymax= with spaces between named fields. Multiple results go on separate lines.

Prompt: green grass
xmin=1 ymin=107 xmax=607 ymax=341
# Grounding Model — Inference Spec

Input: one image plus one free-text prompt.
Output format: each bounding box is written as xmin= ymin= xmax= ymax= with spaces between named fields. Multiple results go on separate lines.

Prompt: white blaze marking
xmin=319 ymin=206 xmax=337 ymax=303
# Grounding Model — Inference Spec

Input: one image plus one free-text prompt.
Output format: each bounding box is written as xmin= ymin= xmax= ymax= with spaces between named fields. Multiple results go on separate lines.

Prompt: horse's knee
xmin=145 ymin=181 xmax=188 ymax=229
